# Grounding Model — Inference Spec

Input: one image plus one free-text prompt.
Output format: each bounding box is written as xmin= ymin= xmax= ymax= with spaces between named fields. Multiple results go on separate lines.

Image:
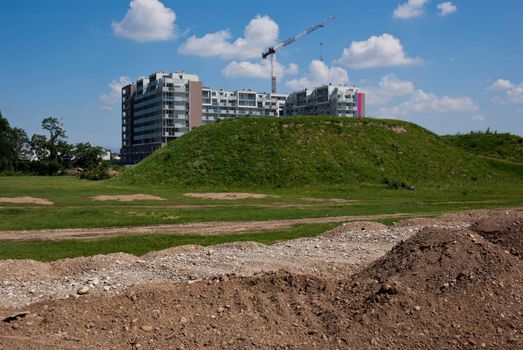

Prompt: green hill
xmin=118 ymin=117 xmax=521 ymax=189
xmin=442 ymin=131 xmax=523 ymax=163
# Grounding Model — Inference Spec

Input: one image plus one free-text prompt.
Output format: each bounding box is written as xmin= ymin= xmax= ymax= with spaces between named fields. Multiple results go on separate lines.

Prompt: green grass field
xmin=1 ymin=175 xmax=522 ymax=261
xmin=1 ymin=118 xmax=522 ymax=261
xmin=1 ymin=176 xmax=522 ymax=231
xmin=0 ymin=223 xmax=341 ymax=262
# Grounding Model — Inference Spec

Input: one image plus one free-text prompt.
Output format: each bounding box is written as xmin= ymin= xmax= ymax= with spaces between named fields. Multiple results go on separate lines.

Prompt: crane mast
xmin=262 ymin=16 xmax=335 ymax=93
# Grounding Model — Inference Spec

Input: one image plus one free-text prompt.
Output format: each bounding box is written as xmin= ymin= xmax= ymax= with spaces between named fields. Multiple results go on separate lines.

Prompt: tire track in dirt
xmin=0 ymin=213 xmax=424 ymax=241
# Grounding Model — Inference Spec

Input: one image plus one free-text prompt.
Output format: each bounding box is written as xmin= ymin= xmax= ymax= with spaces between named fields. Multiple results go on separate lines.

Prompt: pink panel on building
xmin=357 ymin=92 xmax=365 ymax=118
xmin=189 ymin=81 xmax=203 ymax=129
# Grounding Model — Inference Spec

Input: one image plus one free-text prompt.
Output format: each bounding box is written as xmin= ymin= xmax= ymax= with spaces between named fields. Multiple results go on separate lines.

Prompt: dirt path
xmin=0 ymin=213 xmax=425 ymax=241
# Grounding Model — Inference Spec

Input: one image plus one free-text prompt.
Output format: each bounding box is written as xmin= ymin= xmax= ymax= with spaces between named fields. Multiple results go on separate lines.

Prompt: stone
xmin=77 ymin=286 xmax=90 ymax=295
xmin=141 ymin=325 xmax=153 ymax=332
xmin=2 ymin=311 xmax=30 ymax=323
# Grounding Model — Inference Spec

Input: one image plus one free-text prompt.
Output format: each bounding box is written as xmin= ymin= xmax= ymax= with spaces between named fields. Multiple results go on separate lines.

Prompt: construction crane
xmin=262 ymin=16 xmax=335 ymax=94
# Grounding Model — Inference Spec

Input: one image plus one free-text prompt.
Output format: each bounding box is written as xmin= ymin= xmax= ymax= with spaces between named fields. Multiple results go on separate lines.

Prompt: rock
xmin=378 ymin=283 xmax=397 ymax=295
xmin=103 ymin=286 xmax=111 ymax=291
xmin=217 ymin=307 xmax=224 ymax=313
xmin=2 ymin=311 xmax=30 ymax=323
xmin=414 ymin=305 xmax=421 ymax=311
xmin=370 ymin=337 xmax=379 ymax=346
xmin=141 ymin=325 xmax=153 ymax=332
xmin=77 ymin=286 xmax=90 ymax=295
xmin=180 ymin=316 xmax=188 ymax=324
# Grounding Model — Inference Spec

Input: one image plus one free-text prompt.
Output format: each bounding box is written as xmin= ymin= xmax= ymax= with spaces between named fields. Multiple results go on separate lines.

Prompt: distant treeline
xmin=0 ymin=111 xmax=112 ymax=179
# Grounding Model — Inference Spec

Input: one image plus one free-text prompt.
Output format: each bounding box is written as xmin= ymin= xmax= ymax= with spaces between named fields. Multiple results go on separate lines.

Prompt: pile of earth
xmin=1 ymin=214 xmax=521 ymax=349
xmin=470 ymin=211 xmax=523 ymax=258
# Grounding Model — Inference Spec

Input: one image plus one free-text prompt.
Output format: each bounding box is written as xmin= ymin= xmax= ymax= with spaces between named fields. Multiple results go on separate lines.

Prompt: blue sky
xmin=1 ymin=0 xmax=522 ymax=150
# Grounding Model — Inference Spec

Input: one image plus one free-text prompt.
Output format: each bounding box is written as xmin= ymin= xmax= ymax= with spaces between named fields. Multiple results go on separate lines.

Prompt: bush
xmin=80 ymin=163 xmax=110 ymax=181
xmin=382 ymin=177 xmax=416 ymax=190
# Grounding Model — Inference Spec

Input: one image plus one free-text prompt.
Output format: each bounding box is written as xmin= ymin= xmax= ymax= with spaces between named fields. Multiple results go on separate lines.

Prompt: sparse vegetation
xmin=442 ymin=130 xmax=523 ymax=163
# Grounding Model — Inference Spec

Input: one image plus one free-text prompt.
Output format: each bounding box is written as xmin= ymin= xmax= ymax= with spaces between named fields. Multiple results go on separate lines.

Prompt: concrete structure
xmin=121 ymin=71 xmax=288 ymax=164
xmin=201 ymin=89 xmax=287 ymax=123
xmin=121 ymin=72 xmax=201 ymax=164
xmin=283 ymin=85 xmax=365 ymax=118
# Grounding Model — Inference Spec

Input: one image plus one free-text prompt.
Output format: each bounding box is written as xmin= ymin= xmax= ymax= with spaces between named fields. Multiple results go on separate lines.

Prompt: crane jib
xmin=261 ymin=16 xmax=335 ymax=93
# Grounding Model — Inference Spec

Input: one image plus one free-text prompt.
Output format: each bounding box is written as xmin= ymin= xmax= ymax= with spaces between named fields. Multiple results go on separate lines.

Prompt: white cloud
xmin=222 ymin=60 xmax=298 ymax=80
xmin=490 ymin=79 xmax=523 ymax=104
xmin=393 ymin=0 xmax=428 ymax=19
xmin=362 ymin=74 xmax=415 ymax=105
xmin=437 ymin=2 xmax=458 ymax=16
xmin=286 ymin=63 xmax=299 ymax=75
xmin=338 ymin=34 xmax=422 ymax=69
xmin=490 ymin=79 xmax=514 ymax=90
xmin=178 ymin=15 xmax=278 ymax=60
xmin=377 ymin=89 xmax=479 ymax=116
xmin=112 ymin=0 xmax=177 ymax=42
xmin=471 ymin=115 xmax=486 ymax=123
xmin=285 ymin=60 xmax=348 ymax=91
xmin=507 ymin=84 xmax=523 ymax=104
xmin=100 ymin=76 xmax=131 ymax=111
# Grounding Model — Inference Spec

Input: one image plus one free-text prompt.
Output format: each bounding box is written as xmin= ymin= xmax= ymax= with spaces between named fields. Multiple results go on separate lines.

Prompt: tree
xmin=41 ymin=117 xmax=67 ymax=162
xmin=73 ymin=143 xmax=106 ymax=169
xmin=7 ymin=127 xmax=29 ymax=170
xmin=0 ymin=111 xmax=11 ymax=171
xmin=28 ymin=117 xmax=72 ymax=175
xmin=0 ymin=111 xmax=29 ymax=172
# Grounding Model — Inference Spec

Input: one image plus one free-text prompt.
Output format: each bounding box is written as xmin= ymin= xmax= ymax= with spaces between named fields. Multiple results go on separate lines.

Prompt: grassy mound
xmin=442 ymin=131 xmax=523 ymax=163
xmin=118 ymin=117 xmax=519 ymax=189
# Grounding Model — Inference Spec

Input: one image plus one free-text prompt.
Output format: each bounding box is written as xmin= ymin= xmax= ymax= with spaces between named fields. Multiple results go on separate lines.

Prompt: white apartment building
xmin=202 ymin=88 xmax=288 ymax=123
xmin=122 ymin=71 xmax=288 ymax=164
xmin=284 ymin=84 xmax=365 ymax=118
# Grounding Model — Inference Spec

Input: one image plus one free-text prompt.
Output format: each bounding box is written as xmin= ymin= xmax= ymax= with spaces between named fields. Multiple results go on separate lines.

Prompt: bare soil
xmin=0 ymin=213 xmax=422 ymax=241
xmin=184 ymin=192 xmax=279 ymax=200
xmin=0 ymin=197 xmax=53 ymax=205
xmin=0 ymin=209 xmax=522 ymax=349
xmin=90 ymin=194 xmax=166 ymax=202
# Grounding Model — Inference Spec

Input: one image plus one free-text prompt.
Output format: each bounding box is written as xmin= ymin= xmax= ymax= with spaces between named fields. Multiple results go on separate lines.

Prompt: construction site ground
xmin=0 ymin=208 xmax=522 ymax=349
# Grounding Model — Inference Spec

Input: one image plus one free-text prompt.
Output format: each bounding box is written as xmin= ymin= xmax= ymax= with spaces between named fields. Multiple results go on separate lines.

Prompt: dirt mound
xmin=184 ymin=192 xmax=278 ymax=200
xmin=341 ymin=227 xmax=523 ymax=349
xmin=90 ymin=194 xmax=165 ymax=202
xmin=470 ymin=210 xmax=523 ymax=258
xmin=1 ymin=224 xmax=522 ymax=349
xmin=0 ymin=260 xmax=51 ymax=280
xmin=0 ymin=197 xmax=53 ymax=205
